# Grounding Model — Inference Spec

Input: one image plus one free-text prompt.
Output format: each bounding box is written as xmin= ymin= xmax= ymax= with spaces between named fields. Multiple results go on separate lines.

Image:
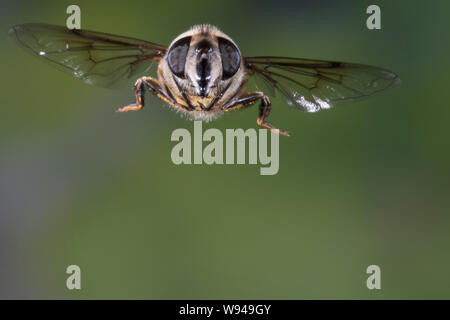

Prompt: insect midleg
xmin=117 ymin=76 xmax=176 ymax=113
xmin=223 ymin=92 xmax=290 ymax=136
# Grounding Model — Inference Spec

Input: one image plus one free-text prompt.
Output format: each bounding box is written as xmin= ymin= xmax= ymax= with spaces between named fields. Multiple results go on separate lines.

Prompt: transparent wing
xmin=244 ymin=56 xmax=400 ymax=112
xmin=9 ymin=23 xmax=167 ymax=88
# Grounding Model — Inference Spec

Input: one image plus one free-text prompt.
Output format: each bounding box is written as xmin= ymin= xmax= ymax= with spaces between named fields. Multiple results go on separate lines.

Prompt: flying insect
xmin=9 ymin=23 xmax=399 ymax=136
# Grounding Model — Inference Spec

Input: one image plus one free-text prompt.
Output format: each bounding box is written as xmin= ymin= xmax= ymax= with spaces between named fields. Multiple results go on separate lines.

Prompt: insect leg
xmin=224 ymin=92 xmax=290 ymax=136
xmin=142 ymin=77 xmax=177 ymax=106
xmin=116 ymin=77 xmax=176 ymax=113
xmin=116 ymin=77 xmax=147 ymax=112
xmin=257 ymin=95 xmax=290 ymax=136
xmin=222 ymin=91 xmax=264 ymax=111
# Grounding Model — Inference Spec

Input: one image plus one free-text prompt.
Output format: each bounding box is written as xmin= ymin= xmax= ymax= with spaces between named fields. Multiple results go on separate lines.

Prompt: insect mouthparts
xmin=199 ymin=87 xmax=207 ymax=97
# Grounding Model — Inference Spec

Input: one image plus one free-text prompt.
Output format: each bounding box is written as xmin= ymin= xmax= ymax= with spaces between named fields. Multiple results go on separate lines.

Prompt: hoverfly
xmin=9 ymin=23 xmax=399 ymax=136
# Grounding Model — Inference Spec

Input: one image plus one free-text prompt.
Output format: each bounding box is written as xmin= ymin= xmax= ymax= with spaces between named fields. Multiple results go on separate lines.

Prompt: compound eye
xmin=168 ymin=36 xmax=191 ymax=78
xmin=218 ymin=37 xmax=241 ymax=79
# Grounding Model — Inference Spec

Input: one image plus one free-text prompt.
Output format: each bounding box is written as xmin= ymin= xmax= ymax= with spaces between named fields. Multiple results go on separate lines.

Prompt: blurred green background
xmin=1 ymin=0 xmax=449 ymax=299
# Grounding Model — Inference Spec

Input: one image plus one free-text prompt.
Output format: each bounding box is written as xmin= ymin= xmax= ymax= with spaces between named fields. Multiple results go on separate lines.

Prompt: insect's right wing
xmin=244 ymin=56 xmax=400 ymax=112
xmin=9 ymin=23 xmax=167 ymax=88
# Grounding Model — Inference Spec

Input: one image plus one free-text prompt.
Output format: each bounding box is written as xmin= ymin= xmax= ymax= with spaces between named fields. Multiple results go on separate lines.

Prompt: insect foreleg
xmin=222 ymin=91 xmax=264 ymax=111
xmin=223 ymin=92 xmax=290 ymax=136
xmin=116 ymin=77 xmax=147 ymax=112
xmin=257 ymin=95 xmax=290 ymax=136
xmin=117 ymin=76 xmax=175 ymax=113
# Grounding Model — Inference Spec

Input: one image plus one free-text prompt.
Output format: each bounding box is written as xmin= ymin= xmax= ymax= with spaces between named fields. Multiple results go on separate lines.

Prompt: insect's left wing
xmin=244 ymin=56 xmax=400 ymax=112
xmin=9 ymin=23 xmax=167 ymax=88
